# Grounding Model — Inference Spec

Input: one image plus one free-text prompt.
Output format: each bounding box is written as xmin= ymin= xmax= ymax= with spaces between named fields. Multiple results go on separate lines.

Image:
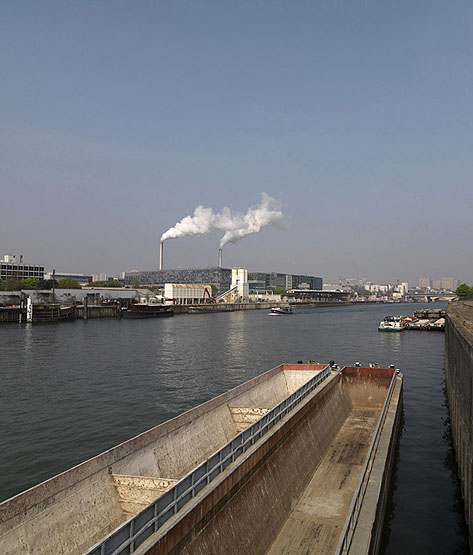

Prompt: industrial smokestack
xmin=159 ymin=241 xmax=164 ymax=270
xmin=218 ymin=247 xmax=222 ymax=268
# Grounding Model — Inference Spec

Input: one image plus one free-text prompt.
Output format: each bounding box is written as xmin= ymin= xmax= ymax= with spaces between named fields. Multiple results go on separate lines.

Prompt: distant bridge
xmin=408 ymin=293 xmax=456 ymax=302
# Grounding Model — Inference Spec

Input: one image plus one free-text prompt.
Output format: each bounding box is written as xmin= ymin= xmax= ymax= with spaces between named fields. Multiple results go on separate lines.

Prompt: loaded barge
xmin=0 ymin=363 xmax=402 ymax=555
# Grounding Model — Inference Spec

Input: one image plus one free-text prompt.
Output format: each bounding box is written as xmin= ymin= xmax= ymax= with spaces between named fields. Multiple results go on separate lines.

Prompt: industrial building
xmin=124 ymin=268 xmax=232 ymax=294
xmin=164 ymin=283 xmax=212 ymax=305
xmin=0 ymin=254 xmax=44 ymax=281
xmin=125 ymin=267 xmax=322 ymax=296
xmin=248 ymin=272 xmax=322 ymax=293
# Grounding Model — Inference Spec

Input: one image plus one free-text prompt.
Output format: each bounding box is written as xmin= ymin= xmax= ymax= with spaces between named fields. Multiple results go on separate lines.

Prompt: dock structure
xmin=445 ymin=301 xmax=473 ymax=548
xmin=0 ymin=364 xmax=402 ymax=555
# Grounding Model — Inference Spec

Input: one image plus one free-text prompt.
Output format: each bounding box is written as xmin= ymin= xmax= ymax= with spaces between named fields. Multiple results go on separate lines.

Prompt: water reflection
xmin=23 ymin=323 xmax=33 ymax=355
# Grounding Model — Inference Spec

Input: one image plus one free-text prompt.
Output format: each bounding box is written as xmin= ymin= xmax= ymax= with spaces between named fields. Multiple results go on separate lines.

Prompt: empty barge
xmin=0 ymin=363 xmax=402 ymax=555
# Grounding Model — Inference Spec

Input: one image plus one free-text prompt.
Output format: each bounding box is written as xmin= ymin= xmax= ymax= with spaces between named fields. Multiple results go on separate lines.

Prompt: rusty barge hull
xmin=0 ymin=363 xmax=402 ymax=555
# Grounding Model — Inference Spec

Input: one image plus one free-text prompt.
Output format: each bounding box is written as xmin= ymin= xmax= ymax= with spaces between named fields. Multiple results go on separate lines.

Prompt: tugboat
xmin=270 ymin=306 xmax=293 ymax=315
xmin=378 ymin=316 xmax=404 ymax=332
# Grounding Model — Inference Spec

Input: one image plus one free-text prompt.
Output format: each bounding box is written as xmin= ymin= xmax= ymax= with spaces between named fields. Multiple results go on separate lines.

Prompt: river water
xmin=0 ymin=302 xmax=468 ymax=553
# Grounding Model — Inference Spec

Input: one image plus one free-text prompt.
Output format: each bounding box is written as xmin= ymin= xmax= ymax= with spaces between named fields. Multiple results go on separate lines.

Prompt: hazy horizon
xmin=1 ymin=2 xmax=472 ymax=285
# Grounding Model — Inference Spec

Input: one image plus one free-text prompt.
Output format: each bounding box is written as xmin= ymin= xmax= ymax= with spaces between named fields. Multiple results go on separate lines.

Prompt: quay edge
xmin=445 ymin=301 xmax=473 ymax=551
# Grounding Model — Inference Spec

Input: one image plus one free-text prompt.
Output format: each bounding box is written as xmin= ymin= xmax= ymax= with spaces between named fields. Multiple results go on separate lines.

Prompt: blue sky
xmin=1 ymin=1 xmax=472 ymax=283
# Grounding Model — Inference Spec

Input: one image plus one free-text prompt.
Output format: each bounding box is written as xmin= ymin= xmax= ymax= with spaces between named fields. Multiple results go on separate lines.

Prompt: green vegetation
xmin=21 ymin=278 xmax=40 ymax=289
xmin=0 ymin=278 xmax=62 ymax=291
xmin=57 ymin=278 xmax=81 ymax=289
xmin=85 ymin=281 xmax=122 ymax=288
xmin=357 ymin=289 xmax=372 ymax=297
xmin=2 ymin=278 xmax=23 ymax=290
xmin=210 ymin=284 xmax=218 ymax=296
xmin=456 ymin=284 xmax=473 ymax=300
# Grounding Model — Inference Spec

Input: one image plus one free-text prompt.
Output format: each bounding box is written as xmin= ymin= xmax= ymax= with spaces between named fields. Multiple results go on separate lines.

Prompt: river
xmin=0 ymin=302 xmax=468 ymax=553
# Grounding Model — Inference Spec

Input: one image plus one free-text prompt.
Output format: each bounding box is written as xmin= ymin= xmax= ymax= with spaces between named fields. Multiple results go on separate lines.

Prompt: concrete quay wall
xmin=445 ymin=301 xmax=473 ymax=550
xmin=75 ymin=305 xmax=119 ymax=318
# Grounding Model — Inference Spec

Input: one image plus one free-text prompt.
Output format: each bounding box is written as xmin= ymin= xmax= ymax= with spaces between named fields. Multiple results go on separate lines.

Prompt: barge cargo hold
xmin=0 ymin=363 xmax=402 ymax=555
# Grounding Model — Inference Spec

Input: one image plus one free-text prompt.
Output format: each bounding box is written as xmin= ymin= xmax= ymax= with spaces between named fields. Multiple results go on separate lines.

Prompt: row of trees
xmin=0 ymin=278 xmax=81 ymax=291
xmin=0 ymin=278 xmax=128 ymax=291
xmin=456 ymin=284 xmax=473 ymax=300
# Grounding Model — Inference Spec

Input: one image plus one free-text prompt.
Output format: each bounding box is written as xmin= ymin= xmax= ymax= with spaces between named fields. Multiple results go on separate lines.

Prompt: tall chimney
xmin=159 ymin=241 xmax=164 ymax=270
xmin=218 ymin=247 xmax=222 ymax=268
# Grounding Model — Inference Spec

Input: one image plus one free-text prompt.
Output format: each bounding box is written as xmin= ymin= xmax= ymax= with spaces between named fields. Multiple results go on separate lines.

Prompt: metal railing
xmin=334 ymin=370 xmax=400 ymax=555
xmin=86 ymin=365 xmax=331 ymax=555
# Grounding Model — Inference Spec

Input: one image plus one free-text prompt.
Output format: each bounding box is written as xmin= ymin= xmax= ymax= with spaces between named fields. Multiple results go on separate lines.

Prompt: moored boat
xmin=270 ymin=306 xmax=293 ymax=315
xmin=121 ymin=302 xmax=174 ymax=319
xmin=378 ymin=316 xmax=404 ymax=332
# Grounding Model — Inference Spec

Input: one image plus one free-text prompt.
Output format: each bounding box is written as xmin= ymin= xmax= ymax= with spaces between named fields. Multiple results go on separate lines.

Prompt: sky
xmin=1 ymin=1 xmax=472 ymax=284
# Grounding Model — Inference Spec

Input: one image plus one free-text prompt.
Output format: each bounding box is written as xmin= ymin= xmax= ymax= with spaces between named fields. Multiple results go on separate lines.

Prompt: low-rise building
xmin=164 ymin=283 xmax=213 ymax=305
xmin=44 ymin=272 xmax=92 ymax=284
xmin=0 ymin=254 xmax=44 ymax=281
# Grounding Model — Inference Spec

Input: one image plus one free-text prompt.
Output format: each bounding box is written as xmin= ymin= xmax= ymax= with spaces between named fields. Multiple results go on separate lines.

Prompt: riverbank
xmin=0 ymin=299 xmax=385 ymax=323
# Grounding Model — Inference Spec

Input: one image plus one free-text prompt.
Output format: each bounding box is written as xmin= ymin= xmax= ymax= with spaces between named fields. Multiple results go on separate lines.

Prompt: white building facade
xmin=231 ymin=268 xmax=249 ymax=301
xmin=164 ymin=283 xmax=212 ymax=304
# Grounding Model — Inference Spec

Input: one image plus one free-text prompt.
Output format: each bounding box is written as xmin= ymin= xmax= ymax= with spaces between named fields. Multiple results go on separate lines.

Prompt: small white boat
xmin=378 ymin=316 xmax=404 ymax=332
xmin=270 ymin=306 xmax=293 ymax=315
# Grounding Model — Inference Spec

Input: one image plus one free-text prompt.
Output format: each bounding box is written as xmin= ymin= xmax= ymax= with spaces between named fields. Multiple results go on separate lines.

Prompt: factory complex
xmin=123 ymin=267 xmax=323 ymax=295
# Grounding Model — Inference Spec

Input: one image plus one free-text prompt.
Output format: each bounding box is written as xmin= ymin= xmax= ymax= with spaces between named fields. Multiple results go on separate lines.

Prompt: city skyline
xmin=1 ymin=2 xmax=472 ymax=284
xmin=1 ymin=252 xmax=465 ymax=292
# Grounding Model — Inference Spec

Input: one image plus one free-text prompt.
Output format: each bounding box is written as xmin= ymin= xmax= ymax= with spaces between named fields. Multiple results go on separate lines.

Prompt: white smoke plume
xmin=160 ymin=193 xmax=283 ymax=247
xmin=160 ymin=206 xmax=216 ymax=242
xmin=218 ymin=193 xmax=283 ymax=247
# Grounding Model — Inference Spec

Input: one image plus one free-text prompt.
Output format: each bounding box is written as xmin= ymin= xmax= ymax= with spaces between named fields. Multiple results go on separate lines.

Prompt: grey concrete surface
xmin=445 ymin=301 xmax=473 ymax=552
